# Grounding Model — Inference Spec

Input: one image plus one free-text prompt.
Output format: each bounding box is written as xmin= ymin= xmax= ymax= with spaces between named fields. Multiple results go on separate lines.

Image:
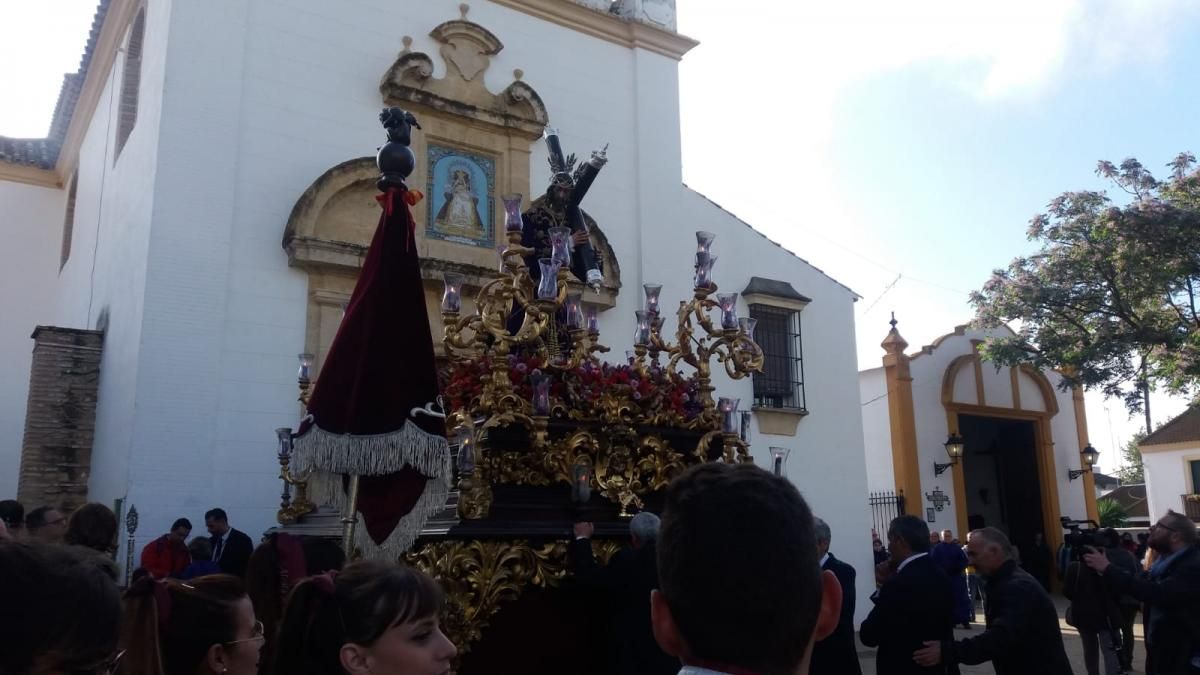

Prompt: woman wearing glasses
xmin=271 ymin=560 xmax=457 ymax=675
xmin=0 ymin=540 xmax=124 ymax=674
xmin=120 ymin=574 xmax=264 ymax=675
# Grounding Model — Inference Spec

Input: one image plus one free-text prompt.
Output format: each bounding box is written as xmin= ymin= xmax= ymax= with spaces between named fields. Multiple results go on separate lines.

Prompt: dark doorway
xmin=958 ymin=415 xmax=1045 ymax=562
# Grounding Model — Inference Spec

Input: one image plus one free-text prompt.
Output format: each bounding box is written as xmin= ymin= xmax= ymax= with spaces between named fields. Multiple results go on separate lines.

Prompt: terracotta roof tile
xmin=1141 ymin=406 xmax=1200 ymax=447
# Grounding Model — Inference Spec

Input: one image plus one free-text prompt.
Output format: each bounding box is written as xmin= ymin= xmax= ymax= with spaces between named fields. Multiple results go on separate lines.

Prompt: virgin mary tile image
xmin=426 ymin=144 xmax=495 ymax=247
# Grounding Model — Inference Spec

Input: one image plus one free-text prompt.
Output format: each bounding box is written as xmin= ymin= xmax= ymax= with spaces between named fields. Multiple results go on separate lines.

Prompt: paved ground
xmin=858 ymin=595 xmax=1145 ymax=674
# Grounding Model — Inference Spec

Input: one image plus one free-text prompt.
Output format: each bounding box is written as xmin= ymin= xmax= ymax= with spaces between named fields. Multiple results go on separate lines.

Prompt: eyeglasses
xmin=1151 ymin=522 xmax=1178 ymax=533
xmin=71 ymin=648 xmax=125 ymax=675
xmin=224 ymin=620 xmax=266 ymax=646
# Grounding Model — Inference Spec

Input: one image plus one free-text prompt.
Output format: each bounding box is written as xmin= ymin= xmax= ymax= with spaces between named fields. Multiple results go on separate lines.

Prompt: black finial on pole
xmin=376 ymin=107 xmax=421 ymax=191
xmin=889 ymin=312 xmax=898 ymax=330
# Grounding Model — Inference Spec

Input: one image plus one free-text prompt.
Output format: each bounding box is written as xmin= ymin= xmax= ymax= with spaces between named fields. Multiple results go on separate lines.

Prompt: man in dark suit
xmin=914 ymin=527 xmax=1072 ymax=675
xmin=810 ymin=517 xmax=862 ymax=675
xmin=205 ymin=507 xmax=253 ymax=578
xmin=860 ymin=515 xmax=958 ymax=675
xmin=572 ymin=513 xmax=677 ymax=675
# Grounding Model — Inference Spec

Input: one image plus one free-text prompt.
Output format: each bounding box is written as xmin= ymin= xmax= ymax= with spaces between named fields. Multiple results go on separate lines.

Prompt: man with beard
xmin=1084 ymin=511 xmax=1200 ymax=675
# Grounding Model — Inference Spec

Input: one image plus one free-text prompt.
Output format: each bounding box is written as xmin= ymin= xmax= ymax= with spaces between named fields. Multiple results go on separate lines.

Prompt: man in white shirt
xmin=650 ymin=463 xmax=842 ymax=675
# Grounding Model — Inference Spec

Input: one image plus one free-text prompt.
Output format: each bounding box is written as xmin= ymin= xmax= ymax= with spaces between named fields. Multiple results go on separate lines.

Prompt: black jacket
xmin=860 ymin=554 xmax=958 ymax=675
xmin=944 ymin=559 xmax=1073 ymax=675
xmin=1103 ymin=545 xmax=1200 ymax=675
xmin=570 ymin=538 xmax=677 ymax=675
xmin=811 ymin=552 xmax=862 ymax=675
xmin=213 ymin=528 xmax=254 ymax=579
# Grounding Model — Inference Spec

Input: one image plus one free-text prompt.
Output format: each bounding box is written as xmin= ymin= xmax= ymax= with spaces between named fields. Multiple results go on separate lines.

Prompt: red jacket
xmin=141 ymin=535 xmax=190 ymax=579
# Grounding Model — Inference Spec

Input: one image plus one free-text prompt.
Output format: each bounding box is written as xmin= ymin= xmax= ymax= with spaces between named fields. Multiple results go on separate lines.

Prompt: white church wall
xmin=980 ymin=360 xmax=1013 ymax=410
xmin=674 ymin=189 xmax=873 ymax=623
xmin=1143 ymin=446 xmax=1200 ymax=520
xmin=859 ymin=366 xmax=895 ymax=494
xmin=1050 ymin=384 xmax=1089 ymax=524
xmin=0 ymin=181 xmax=63 ymax=498
xmin=35 ymin=1 xmax=174 ymax=537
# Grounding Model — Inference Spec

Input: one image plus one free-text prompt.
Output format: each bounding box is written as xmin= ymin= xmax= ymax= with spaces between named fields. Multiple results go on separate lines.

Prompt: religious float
xmin=271 ymin=109 xmax=767 ymax=674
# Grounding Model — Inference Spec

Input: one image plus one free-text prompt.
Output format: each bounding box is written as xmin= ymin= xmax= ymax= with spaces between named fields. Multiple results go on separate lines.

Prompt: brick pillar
xmin=17 ymin=326 xmax=103 ymax=511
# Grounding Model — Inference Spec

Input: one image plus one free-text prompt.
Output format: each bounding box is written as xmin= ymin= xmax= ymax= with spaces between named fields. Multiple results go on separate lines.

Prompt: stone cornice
xmin=488 ymin=0 xmax=698 ymax=60
xmin=0 ymin=162 xmax=62 ymax=188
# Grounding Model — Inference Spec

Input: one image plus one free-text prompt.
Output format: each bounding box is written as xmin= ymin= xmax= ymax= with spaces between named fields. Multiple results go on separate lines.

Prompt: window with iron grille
xmin=750 ymin=304 xmax=806 ymax=411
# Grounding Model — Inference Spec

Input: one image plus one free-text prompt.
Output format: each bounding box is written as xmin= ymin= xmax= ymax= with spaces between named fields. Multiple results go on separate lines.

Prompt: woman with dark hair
xmin=245 ymin=533 xmax=345 ymax=673
xmin=271 ymin=560 xmax=456 ymax=675
xmin=0 ymin=540 xmax=123 ymax=674
xmin=65 ymin=502 xmax=119 ymax=554
xmin=120 ymin=574 xmax=264 ymax=675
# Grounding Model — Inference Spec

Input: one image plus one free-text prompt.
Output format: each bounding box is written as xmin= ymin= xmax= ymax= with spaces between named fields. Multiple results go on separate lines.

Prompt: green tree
xmin=1115 ymin=431 xmax=1146 ymax=484
xmin=1097 ymin=498 xmax=1130 ymax=528
xmin=971 ymin=152 xmax=1200 ymax=433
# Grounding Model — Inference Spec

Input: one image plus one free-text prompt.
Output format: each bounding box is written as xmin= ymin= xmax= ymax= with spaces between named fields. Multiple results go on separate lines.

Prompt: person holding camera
xmin=1064 ymin=542 xmax=1124 ymax=675
xmin=1084 ymin=511 xmax=1200 ymax=675
xmin=1102 ymin=529 xmax=1143 ymax=674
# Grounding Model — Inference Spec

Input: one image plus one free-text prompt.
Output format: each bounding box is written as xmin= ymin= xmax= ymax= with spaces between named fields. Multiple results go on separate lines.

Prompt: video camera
xmin=1061 ymin=516 xmax=1105 ymax=557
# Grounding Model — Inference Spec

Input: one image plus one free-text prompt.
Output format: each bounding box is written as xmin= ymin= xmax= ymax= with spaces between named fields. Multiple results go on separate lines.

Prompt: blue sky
xmin=676 ymin=0 xmax=1200 ymax=459
xmin=1 ymin=0 xmax=1195 ymax=466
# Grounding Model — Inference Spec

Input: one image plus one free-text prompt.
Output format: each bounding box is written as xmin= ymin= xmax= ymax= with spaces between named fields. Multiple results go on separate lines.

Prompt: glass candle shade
xmin=626 ymin=350 xmax=636 ymax=364
xmin=502 ymin=193 xmax=524 ymax=233
xmin=548 ymin=226 xmax=572 ymax=267
xmin=275 ymin=428 xmax=293 ymax=459
xmin=297 ymin=353 xmax=314 ymax=382
xmin=495 ymin=244 xmax=508 ymax=272
xmin=571 ymin=459 xmax=592 ymax=504
xmin=586 ymin=305 xmax=600 ymax=334
xmin=651 ymin=314 xmax=665 ymax=335
xmin=717 ymin=292 xmax=739 ymax=330
xmin=441 ymin=272 xmax=465 ymax=313
xmin=696 ymin=231 xmax=716 ymax=263
xmin=530 ymin=370 xmax=551 ymax=416
xmin=537 ymin=259 xmax=561 ymax=299
xmin=634 ymin=310 xmax=652 ymax=346
xmin=770 ymin=446 xmax=792 ymax=477
xmin=739 ymin=317 xmax=758 ymax=341
xmin=718 ymin=397 xmax=740 ymax=434
xmin=643 ymin=283 xmax=662 ymax=316
xmin=565 ymin=293 xmax=584 ymax=330
xmin=694 ymin=254 xmax=717 ymax=289
xmin=455 ymin=425 xmax=476 ymax=475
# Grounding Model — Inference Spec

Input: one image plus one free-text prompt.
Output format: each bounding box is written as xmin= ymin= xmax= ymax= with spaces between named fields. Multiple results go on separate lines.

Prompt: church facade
xmin=860 ymin=321 xmax=1101 ymax=567
xmin=0 ymin=0 xmax=873 ymax=614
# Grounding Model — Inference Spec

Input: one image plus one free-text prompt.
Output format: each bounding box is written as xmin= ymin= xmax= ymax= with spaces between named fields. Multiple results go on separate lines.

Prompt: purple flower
xmin=633 ymin=392 xmax=642 ymax=400
xmin=630 ymin=379 xmax=640 ymax=388
xmin=515 ymin=363 xmax=528 ymax=373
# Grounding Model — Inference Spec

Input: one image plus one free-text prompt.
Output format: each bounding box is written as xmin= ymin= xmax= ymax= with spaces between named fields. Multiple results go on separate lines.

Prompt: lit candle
xmin=770 ymin=446 xmax=791 ymax=477
xmin=275 ymin=428 xmax=293 ymax=458
xmin=297 ymin=353 xmax=314 ymax=382
xmin=695 ymin=255 xmax=717 ymax=289
xmin=537 ymin=259 xmax=561 ymax=299
xmin=718 ymin=397 xmax=740 ymax=434
xmin=696 ymin=231 xmax=716 ymax=264
xmin=717 ymin=292 xmax=739 ymax=330
xmin=548 ymin=226 xmax=571 ymax=267
xmin=441 ymin=272 xmax=465 ymax=313
xmin=565 ymin=293 xmax=584 ymax=330
xmin=643 ymin=283 xmax=662 ymax=316
xmin=634 ymin=310 xmax=652 ymax=346
xmin=530 ymin=370 xmax=551 ymax=416
xmin=586 ymin=305 xmax=600 ymax=334
xmin=455 ymin=425 xmax=476 ymax=475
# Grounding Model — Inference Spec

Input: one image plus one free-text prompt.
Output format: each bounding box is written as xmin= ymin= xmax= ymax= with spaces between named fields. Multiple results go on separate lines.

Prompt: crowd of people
xmin=3 ymin=475 xmax=1200 ymax=675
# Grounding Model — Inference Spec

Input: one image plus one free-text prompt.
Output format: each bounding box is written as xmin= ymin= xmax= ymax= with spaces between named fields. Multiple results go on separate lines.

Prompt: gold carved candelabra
xmin=439 ymin=221 xmax=763 ymax=520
